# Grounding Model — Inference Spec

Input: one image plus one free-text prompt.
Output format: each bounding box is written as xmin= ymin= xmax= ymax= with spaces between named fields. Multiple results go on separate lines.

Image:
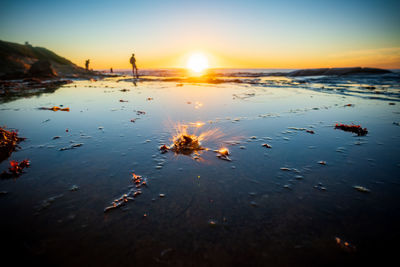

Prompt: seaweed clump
xmin=161 ymin=133 xmax=205 ymax=155
xmin=8 ymin=160 xmax=30 ymax=175
xmin=104 ymin=172 xmax=148 ymax=213
xmin=38 ymin=106 xmax=70 ymax=112
xmin=334 ymin=123 xmax=368 ymax=136
xmin=1 ymin=159 xmax=30 ymax=179
xmin=172 ymin=134 xmax=203 ymax=154
xmin=159 ymin=123 xmax=227 ymax=160
xmin=0 ymin=127 xmax=25 ymax=162
xmin=335 ymin=237 xmax=356 ymax=252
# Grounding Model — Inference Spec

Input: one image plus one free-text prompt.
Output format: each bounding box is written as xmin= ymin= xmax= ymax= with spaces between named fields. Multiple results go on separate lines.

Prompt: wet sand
xmin=0 ymin=77 xmax=399 ymax=266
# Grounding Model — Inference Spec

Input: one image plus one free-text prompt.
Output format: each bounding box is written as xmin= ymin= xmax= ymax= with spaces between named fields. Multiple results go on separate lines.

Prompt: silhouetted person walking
xmin=130 ymin=54 xmax=138 ymax=79
xmin=85 ymin=59 xmax=90 ymax=71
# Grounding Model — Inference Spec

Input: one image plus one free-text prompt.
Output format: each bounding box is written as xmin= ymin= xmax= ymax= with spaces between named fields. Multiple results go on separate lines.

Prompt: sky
xmin=1 ymin=0 xmax=399 ymax=69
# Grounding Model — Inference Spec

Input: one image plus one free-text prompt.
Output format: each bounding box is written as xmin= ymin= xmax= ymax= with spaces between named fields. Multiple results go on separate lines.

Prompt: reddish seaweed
xmin=0 ymin=127 xmax=26 ymax=162
xmin=104 ymin=172 xmax=148 ymax=213
xmin=159 ymin=144 xmax=170 ymax=154
xmin=38 ymin=106 xmax=70 ymax=111
xmin=262 ymin=143 xmax=272 ymax=148
xmin=335 ymin=123 xmax=368 ymax=136
xmin=1 ymin=159 xmax=30 ymax=179
xmin=335 ymin=237 xmax=356 ymax=252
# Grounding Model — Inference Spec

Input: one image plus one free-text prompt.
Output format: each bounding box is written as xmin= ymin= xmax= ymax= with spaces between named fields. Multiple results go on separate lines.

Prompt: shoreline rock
xmin=287 ymin=67 xmax=391 ymax=77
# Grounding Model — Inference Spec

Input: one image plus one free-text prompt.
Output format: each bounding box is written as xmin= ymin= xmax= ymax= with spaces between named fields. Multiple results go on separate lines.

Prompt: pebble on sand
xmin=250 ymin=201 xmax=258 ymax=207
xmin=69 ymin=185 xmax=79 ymax=191
xmin=353 ymin=185 xmax=370 ymax=193
xmin=208 ymin=219 xmax=217 ymax=227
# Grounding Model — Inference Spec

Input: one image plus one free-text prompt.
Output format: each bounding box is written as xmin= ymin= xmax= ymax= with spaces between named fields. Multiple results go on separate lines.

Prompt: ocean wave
xmin=115 ymin=69 xmax=400 ymax=101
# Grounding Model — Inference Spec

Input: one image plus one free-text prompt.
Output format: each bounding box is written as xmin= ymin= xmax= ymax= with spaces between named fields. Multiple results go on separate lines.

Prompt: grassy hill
xmin=0 ymin=40 xmax=92 ymax=78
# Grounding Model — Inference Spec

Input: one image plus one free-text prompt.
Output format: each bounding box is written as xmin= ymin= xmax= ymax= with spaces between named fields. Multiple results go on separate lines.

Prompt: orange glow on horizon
xmin=63 ymin=47 xmax=400 ymax=70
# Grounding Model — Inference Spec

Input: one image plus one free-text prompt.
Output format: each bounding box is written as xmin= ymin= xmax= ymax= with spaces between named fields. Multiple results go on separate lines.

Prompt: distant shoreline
xmin=99 ymin=67 xmax=396 ymax=78
xmin=96 ymin=67 xmax=400 ymax=72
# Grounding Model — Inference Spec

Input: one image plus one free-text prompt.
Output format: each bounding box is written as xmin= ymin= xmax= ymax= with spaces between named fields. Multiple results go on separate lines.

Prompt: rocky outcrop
xmin=288 ymin=67 xmax=392 ymax=77
xmin=27 ymin=60 xmax=57 ymax=78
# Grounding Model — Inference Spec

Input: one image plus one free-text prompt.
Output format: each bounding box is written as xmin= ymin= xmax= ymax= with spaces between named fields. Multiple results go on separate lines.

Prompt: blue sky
xmin=1 ymin=0 xmax=399 ymax=68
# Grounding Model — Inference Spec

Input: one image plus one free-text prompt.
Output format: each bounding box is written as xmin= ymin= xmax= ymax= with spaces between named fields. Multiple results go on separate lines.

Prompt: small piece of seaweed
xmin=335 ymin=123 xmax=368 ymax=136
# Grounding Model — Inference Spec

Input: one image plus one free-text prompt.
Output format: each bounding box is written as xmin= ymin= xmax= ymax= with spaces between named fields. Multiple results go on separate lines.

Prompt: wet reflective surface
xmin=1 ymin=75 xmax=400 ymax=266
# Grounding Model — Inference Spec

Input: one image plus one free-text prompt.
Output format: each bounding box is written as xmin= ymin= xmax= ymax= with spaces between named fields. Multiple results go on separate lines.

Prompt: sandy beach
xmin=1 ymin=72 xmax=399 ymax=266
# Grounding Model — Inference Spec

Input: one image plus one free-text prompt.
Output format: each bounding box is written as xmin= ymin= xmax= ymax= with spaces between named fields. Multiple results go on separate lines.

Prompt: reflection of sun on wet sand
xmin=113 ymin=67 xmax=399 ymax=102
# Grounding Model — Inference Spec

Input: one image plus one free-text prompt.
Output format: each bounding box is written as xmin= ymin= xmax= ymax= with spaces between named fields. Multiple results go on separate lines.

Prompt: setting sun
xmin=186 ymin=53 xmax=209 ymax=73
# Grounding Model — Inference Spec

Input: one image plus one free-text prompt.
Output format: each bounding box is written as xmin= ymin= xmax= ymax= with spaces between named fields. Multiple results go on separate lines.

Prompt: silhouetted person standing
xmin=85 ymin=59 xmax=90 ymax=71
xmin=130 ymin=54 xmax=138 ymax=79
